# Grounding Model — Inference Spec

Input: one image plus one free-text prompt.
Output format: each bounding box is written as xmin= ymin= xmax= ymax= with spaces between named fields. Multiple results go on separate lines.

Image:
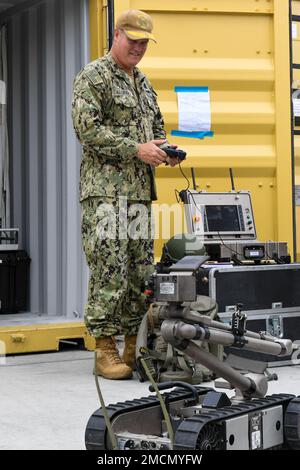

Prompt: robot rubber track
xmin=85 ymin=386 xmax=210 ymax=450
xmin=85 ymin=386 xmax=300 ymax=450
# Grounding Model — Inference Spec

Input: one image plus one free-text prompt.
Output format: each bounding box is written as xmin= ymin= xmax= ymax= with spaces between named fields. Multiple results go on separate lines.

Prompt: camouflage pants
xmin=81 ymin=196 xmax=154 ymax=338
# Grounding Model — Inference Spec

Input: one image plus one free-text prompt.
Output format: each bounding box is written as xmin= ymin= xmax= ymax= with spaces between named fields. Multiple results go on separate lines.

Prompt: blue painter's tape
xmin=174 ymin=86 xmax=209 ymax=93
xmin=171 ymin=130 xmax=214 ymax=139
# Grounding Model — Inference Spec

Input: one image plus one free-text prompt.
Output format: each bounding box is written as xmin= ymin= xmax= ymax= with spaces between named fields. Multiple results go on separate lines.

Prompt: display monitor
xmin=205 ymin=205 xmax=241 ymax=232
xmin=183 ymin=190 xmax=257 ymax=240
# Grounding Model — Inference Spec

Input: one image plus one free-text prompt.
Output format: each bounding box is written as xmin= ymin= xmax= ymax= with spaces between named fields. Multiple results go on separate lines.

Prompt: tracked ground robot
xmin=86 ymin=161 xmax=300 ymax=450
xmin=85 ymin=256 xmax=300 ymax=451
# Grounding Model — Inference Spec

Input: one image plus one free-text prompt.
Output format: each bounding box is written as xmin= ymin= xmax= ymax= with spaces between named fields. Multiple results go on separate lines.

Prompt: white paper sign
xmin=293 ymin=23 xmax=297 ymax=39
xmin=177 ymin=88 xmax=211 ymax=132
xmin=293 ymin=98 xmax=300 ymax=117
xmin=251 ymin=430 xmax=261 ymax=450
xmin=160 ymin=283 xmax=175 ymax=295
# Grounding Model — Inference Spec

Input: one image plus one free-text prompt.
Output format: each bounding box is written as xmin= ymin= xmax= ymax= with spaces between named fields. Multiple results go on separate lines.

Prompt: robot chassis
xmin=85 ymin=256 xmax=300 ymax=451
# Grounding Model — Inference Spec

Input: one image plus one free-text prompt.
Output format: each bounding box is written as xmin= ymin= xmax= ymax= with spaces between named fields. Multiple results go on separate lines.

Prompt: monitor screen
xmin=205 ymin=205 xmax=241 ymax=232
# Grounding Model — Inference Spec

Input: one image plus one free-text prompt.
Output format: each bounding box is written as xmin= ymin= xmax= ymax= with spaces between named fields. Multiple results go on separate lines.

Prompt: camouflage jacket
xmin=72 ymin=53 xmax=166 ymax=202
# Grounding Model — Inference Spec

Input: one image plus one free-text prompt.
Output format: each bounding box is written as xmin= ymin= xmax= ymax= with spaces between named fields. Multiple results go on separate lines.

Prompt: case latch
xmin=267 ymin=315 xmax=283 ymax=338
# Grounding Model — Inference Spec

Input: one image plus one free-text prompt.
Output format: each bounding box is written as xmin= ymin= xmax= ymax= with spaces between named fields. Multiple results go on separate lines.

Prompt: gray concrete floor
xmin=0 ymin=347 xmax=300 ymax=450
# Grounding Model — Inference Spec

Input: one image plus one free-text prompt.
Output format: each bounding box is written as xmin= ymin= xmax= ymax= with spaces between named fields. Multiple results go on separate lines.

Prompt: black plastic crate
xmin=0 ymin=250 xmax=31 ymax=313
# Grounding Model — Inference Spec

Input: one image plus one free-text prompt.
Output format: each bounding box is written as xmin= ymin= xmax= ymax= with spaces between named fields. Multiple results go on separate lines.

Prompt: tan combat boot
xmin=95 ymin=337 xmax=132 ymax=380
xmin=122 ymin=335 xmax=137 ymax=370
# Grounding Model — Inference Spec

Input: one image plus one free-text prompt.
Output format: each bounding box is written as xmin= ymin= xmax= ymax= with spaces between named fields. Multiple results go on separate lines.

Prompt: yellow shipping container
xmin=0 ymin=0 xmax=296 ymax=355
xmin=91 ymin=0 xmax=296 ymax=259
xmin=292 ymin=0 xmax=300 ymax=260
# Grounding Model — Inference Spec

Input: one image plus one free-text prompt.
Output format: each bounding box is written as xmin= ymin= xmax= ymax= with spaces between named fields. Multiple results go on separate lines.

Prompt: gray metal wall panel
xmin=8 ymin=0 xmax=89 ymax=318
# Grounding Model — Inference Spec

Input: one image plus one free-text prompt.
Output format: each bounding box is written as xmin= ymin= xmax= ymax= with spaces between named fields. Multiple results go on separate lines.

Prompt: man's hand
xmin=160 ymin=143 xmax=182 ymax=167
xmin=137 ymin=139 xmax=167 ymax=167
xmin=165 ymin=144 xmax=180 ymax=167
xmin=166 ymin=156 xmax=181 ymax=167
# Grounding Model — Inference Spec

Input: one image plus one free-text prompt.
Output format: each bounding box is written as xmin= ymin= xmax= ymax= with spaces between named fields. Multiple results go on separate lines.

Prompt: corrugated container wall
xmin=91 ymin=0 xmax=295 ymax=260
xmin=6 ymin=0 xmax=89 ymax=317
xmin=292 ymin=0 xmax=300 ymax=260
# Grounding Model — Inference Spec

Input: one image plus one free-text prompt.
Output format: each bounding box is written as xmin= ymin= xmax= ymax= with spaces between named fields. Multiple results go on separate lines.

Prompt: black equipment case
xmin=0 ymin=250 xmax=31 ymax=313
xmin=197 ymin=263 xmax=300 ymax=365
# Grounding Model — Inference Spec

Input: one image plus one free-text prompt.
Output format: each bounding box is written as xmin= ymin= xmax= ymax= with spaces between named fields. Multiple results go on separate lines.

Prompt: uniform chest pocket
xmin=111 ymin=91 xmax=137 ymax=125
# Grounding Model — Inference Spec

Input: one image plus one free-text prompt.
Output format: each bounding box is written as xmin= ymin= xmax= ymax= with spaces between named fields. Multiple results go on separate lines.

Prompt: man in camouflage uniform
xmin=72 ymin=10 xmax=178 ymax=379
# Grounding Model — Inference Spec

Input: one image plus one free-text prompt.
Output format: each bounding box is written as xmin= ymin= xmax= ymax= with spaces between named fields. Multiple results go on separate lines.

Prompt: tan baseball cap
xmin=116 ymin=9 xmax=156 ymax=42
